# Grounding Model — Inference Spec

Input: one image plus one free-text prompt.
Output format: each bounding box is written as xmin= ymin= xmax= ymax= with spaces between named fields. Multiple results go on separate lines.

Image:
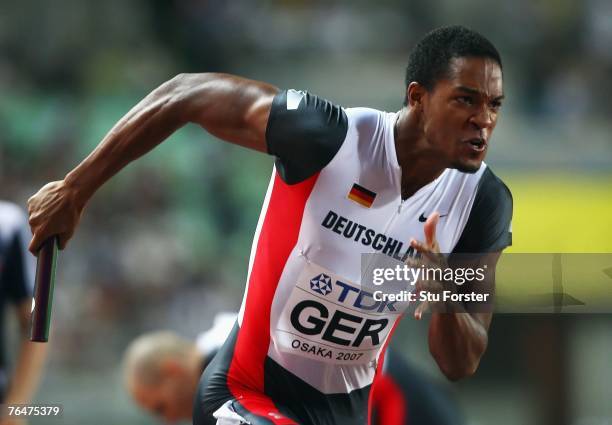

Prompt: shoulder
xmin=265 ymin=90 xmax=350 ymax=184
xmin=473 ymin=167 xmax=513 ymax=229
xmin=452 ymin=165 xmax=513 ymax=254
xmin=472 ymin=166 xmax=513 ymax=218
xmin=266 ymin=90 xmax=348 ymax=148
xmin=478 ymin=167 xmax=512 ymax=202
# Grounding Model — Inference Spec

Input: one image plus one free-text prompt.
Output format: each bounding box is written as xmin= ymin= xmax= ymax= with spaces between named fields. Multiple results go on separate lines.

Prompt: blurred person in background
xmin=0 ymin=201 xmax=47 ymax=425
xmin=27 ymin=25 xmax=511 ymax=424
xmin=125 ymin=312 xmax=463 ymax=425
xmin=123 ymin=312 xmax=236 ymax=424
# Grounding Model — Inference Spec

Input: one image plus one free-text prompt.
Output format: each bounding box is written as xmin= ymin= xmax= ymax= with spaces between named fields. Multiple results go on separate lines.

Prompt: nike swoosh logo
xmin=419 ymin=213 xmax=448 ymax=223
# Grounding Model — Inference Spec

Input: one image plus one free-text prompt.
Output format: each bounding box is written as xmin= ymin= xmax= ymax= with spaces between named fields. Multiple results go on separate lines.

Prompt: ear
xmin=406 ymin=82 xmax=426 ymax=108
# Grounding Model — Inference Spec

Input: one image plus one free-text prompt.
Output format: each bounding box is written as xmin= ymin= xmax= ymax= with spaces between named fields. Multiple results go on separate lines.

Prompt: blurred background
xmin=1 ymin=0 xmax=611 ymax=424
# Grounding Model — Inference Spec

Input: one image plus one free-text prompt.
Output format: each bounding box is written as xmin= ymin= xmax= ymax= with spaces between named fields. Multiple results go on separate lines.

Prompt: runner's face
xmin=421 ymin=56 xmax=503 ymax=173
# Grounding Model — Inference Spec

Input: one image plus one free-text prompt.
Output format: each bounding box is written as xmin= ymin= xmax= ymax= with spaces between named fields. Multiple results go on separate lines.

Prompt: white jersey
xmin=226 ymin=90 xmax=512 ymax=396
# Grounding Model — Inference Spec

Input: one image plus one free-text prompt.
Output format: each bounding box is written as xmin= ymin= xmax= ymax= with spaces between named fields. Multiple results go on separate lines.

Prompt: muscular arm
xmin=427 ymin=251 xmax=499 ymax=381
xmin=28 ymin=73 xmax=278 ymax=252
xmin=412 ymin=168 xmax=512 ymax=381
xmin=410 ymin=213 xmax=503 ymax=381
xmin=428 ymin=311 xmax=490 ymax=381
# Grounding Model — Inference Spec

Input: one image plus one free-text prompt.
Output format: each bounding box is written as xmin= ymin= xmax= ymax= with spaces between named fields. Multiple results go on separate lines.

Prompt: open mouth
xmin=466 ymin=138 xmax=487 ymax=152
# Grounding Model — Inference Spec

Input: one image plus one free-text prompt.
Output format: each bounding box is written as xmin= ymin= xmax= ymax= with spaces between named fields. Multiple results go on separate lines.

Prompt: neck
xmin=394 ymin=107 xmax=447 ymax=199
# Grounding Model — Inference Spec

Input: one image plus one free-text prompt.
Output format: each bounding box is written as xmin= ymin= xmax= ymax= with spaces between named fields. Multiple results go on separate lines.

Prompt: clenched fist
xmin=27 ymin=180 xmax=85 ymax=254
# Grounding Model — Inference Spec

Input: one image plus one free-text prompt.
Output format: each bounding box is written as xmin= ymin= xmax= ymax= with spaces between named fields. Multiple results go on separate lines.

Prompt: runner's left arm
xmin=410 ymin=173 xmax=512 ymax=381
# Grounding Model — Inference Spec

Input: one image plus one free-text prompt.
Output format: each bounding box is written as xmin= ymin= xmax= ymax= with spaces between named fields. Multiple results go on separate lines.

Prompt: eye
xmin=457 ymin=96 xmax=474 ymax=105
xmin=490 ymin=100 xmax=502 ymax=111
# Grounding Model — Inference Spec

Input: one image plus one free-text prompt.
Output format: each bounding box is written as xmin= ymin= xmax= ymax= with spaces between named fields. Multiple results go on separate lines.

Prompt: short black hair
xmin=404 ymin=26 xmax=502 ymax=104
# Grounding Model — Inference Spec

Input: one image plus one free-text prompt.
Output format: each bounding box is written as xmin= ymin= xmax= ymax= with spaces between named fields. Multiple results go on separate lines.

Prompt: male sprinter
xmin=27 ymin=25 xmax=512 ymax=424
xmin=0 ymin=201 xmax=47 ymax=425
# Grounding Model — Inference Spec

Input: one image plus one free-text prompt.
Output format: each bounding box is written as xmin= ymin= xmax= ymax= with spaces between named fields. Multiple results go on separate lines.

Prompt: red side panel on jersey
xmin=227 ymin=171 xmax=319 ymax=421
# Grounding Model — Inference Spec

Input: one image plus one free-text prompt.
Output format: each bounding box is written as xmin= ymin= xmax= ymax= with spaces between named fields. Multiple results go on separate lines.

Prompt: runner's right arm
xmin=28 ymin=73 xmax=279 ymax=253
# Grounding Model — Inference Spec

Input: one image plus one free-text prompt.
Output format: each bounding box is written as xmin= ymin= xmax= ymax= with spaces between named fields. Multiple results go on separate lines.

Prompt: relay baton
xmin=30 ymin=236 xmax=59 ymax=342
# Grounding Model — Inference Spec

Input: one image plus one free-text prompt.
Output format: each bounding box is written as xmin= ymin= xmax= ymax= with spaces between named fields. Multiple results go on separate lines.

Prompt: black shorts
xmin=193 ymin=323 xmax=370 ymax=425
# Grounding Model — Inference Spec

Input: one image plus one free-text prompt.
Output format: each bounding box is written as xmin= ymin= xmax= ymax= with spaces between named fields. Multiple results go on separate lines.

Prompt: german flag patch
xmin=348 ymin=183 xmax=376 ymax=208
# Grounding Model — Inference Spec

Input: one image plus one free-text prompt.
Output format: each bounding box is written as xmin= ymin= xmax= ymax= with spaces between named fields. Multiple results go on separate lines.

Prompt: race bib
xmin=274 ymin=262 xmax=410 ymax=365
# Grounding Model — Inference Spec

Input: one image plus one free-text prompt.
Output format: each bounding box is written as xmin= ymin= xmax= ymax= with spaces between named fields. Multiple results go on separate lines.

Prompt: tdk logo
xmin=335 ymin=280 xmax=397 ymax=313
xmin=308 ymin=275 xmax=397 ymax=313
xmin=310 ymin=274 xmax=332 ymax=295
